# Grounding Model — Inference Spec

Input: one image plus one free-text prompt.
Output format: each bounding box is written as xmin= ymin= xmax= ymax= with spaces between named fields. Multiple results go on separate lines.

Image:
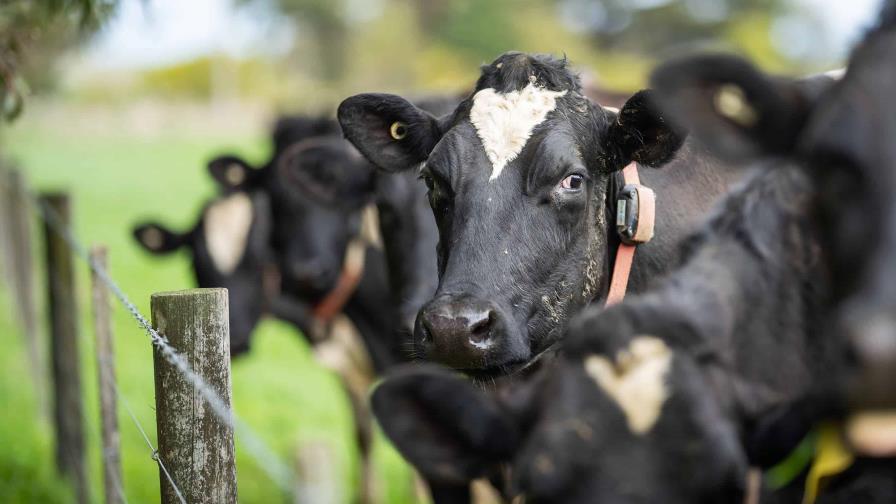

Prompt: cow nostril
xmin=468 ymin=312 xmax=493 ymax=346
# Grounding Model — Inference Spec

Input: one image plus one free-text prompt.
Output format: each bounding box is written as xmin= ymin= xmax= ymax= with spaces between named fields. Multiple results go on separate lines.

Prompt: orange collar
xmin=605 ymin=162 xmax=656 ymax=306
xmin=312 ymin=238 xmax=366 ymax=323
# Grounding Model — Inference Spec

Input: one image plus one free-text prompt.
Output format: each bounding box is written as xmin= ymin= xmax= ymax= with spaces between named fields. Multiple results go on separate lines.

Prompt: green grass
xmin=0 ymin=114 xmax=416 ymax=503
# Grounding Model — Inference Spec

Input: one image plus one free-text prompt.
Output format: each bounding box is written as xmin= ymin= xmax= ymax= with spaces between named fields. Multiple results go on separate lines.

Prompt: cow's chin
xmin=463 ymin=339 xmax=561 ymax=389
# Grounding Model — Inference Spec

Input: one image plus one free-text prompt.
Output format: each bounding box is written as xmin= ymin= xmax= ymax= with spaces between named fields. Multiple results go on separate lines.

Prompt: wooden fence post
xmin=0 ymin=164 xmax=11 ymax=286
xmin=151 ymin=288 xmax=237 ymax=504
xmin=90 ymin=246 xmax=124 ymax=504
xmin=8 ymin=168 xmax=46 ymax=415
xmin=41 ymin=192 xmax=89 ymax=504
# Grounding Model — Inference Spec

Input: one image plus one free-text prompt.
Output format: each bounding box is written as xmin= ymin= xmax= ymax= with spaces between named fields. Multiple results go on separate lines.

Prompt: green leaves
xmin=0 ymin=0 xmax=118 ymax=122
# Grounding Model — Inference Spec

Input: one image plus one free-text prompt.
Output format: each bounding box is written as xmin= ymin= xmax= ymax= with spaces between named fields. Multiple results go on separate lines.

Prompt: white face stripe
xmin=583 ymin=336 xmax=672 ymax=435
xmin=469 ymin=82 xmax=568 ymax=181
xmin=203 ymin=192 xmax=254 ymax=275
xmin=823 ymin=68 xmax=846 ymax=80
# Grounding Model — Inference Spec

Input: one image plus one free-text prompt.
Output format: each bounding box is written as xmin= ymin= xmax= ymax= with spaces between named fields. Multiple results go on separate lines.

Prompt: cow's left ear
xmin=338 ymin=93 xmax=445 ymax=173
xmin=371 ymin=364 xmax=519 ymax=485
xmin=605 ymin=90 xmax=686 ymax=170
xmin=649 ymin=54 xmax=830 ymax=162
xmin=132 ymin=222 xmax=187 ymax=254
xmin=208 ymin=155 xmax=257 ymax=191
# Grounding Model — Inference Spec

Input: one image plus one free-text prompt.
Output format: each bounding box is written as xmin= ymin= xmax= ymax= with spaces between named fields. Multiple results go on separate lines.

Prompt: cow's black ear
xmin=208 ymin=155 xmax=256 ymax=191
xmin=132 ymin=222 xmax=186 ymax=254
xmin=371 ymin=364 xmax=518 ymax=485
xmin=606 ymin=90 xmax=686 ymax=170
xmin=650 ymin=54 xmax=825 ymax=162
xmin=338 ymin=94 xmax=445 ymax=172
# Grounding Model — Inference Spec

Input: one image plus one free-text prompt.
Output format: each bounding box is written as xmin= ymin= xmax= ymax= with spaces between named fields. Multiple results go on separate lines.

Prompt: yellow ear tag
xmin=713 ymin=84 xmax=758 ymax=127
xmin=225 ymin=163 xmax=245 ymax=186
xmin=802 ymin=422 xmax=854 ymax=504
xmin=390 ymin=121 xmax=408 ymax=140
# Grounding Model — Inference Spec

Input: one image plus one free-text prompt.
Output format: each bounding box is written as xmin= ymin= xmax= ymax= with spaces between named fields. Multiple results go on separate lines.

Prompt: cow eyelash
xmin=419 ymin=168 xmax=452 ymax=197
xmin=418 ymin=170 xmax=435 ymax=191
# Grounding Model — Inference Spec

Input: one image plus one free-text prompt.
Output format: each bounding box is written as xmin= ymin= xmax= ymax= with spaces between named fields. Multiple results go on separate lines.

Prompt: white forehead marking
xmin=583 ymin=336 xmax=672 ymax=435
xmin=602 ymin=106 xmax=620 ymax=113
xmin=469 ymin=82 xmax=568 ymax=181
xmin=823 ymin=68 xmax=846 ymax=80
xmin=204 ymin=192 xmax=253 ymax=275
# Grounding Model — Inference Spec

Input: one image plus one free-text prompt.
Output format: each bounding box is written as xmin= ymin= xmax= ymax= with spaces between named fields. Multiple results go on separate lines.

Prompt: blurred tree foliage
xmin=557 ymin=0 xmax=789 ymax=51
xmin=238 ymin=0 xmax=822 ymax=97
xmin=0 ymin=0 xmax=117 ymax=121
xmin=237 ymin=0 xmax=350 ymax=81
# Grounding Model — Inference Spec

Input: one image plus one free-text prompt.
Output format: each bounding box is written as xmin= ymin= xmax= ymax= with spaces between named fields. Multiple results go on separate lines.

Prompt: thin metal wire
xmin=31 ymin=194 xmax=293 ymax=490
xmin=117 ymin=384 xmax=188 ymax=504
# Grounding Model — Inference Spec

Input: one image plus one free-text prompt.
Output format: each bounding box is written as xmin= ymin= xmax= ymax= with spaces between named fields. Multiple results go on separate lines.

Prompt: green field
xmin=0 ymin=109 xmax=416 ymax=503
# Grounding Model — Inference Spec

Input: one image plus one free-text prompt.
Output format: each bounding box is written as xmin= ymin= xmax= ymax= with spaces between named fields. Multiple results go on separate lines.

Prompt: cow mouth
xmin=461 ymin=360 xmax=529 ymax=383
xmin=461 ymin=344 xmax=560 ymax=386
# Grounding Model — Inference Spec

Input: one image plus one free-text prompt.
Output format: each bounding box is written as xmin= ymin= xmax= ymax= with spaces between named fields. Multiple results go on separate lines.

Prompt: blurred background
xmin=0 ymin=0 xmax=883 ymax=502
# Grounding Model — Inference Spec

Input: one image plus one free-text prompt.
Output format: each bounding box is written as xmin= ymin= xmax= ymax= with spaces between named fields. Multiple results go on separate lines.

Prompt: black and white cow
xmin=339 ymin=52 xmax=743 ymax=379
xmin=649 ymin=4 xmax=896 ymax=501
xmin=133 ymin=186 xmax=275 ymax=356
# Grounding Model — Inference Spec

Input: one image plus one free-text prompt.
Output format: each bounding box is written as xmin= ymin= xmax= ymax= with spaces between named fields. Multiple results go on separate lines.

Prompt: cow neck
xmin=605 ymin=162 xmax=648 ymax=306
xmin=313 ymin=238 xmax=367 ymax=323
xmin=312 ymin=205 xmax=383 ymax=323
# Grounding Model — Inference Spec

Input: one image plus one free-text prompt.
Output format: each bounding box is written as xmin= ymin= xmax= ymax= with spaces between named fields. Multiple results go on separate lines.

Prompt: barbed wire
xmin=31 ymin=194 xmax=294 ymax=491
xmin=116 ymin=382 xmax=186 ymax=504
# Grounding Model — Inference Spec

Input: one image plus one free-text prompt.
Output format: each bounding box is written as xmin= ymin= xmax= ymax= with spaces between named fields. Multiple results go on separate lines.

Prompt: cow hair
xmin=475 ymin=52 xmax=582 ymax=94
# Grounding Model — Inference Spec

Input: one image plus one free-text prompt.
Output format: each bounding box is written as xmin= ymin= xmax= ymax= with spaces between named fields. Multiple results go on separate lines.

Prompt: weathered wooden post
xmin=41 ymin=192 xmax=89 ymax=504
xmin=8 ymin=168 xmax=45 ymax=413
xmin=0 ymin=164 xmax=11 ymax=285
xmin=90 ymin=246 xmax=124 ymax=504
xmin=151 ymin=288 xmax=238 ymax=504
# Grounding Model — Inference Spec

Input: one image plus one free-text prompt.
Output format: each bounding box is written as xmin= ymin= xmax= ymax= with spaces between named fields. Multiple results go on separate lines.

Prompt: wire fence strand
xmin=31 ymin=194 xmax=293 ymax=491
xmin=117 ymin=384 xmax=187 ymax=504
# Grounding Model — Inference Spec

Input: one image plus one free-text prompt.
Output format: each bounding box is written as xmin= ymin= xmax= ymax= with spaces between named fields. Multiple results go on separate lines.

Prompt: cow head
xmin=133 ymin=187 xmax=273 ymax=356
xmin=339 ymin=52 xmax=684 ymax=378
xmin=207 ymin=137 xmax=377 ymax=302
xmin=651 ymin=2 xmax=896 ymax=406
xmin=374 ymin=333 xmax=748 ymax=503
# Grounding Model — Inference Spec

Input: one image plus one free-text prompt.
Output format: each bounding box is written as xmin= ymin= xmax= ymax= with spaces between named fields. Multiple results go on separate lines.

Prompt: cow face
xmin=208 ymin=138 xmax=377 ymax=301
xmin=651 ymin=5 xmax=896 ymax=405
xmin=373 ymin=345 xmax=747 ymax=503
xmin=339 ymin=53 xmax=684 ymax=377
xmin=133 ymin=188 xmax=273 ymax=356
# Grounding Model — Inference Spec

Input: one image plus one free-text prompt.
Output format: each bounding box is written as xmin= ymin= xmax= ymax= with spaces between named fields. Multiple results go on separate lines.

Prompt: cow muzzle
xmin=416 ymin=294 xmax=522 ymax=371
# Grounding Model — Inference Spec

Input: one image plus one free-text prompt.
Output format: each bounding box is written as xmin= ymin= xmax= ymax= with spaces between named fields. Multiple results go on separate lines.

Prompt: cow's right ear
xmin=208 ymin=155 xmax=255 ymax=191
xmin=371 ymin=364 xmax=518 ymax=485
xmin=132 ymin=223 xmax=186 ymax=254
xmin=650 ymin=54 xmax=821 ymax=162
xmin=338 ymin=94 xmax=445 ymax=172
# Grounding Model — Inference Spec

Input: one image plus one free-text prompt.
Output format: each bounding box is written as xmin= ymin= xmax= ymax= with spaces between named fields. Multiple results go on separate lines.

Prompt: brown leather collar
xmin=312 ymin=237 xmax=366 ymax=323
xmin=605 ymin=162 xmax=656 ymax=306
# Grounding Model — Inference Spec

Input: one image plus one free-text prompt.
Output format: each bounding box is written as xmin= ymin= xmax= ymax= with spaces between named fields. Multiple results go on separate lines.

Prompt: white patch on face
xmin=583 ymin=336 xmax=672 ymax=435
xmin=203 ymin=192 xmax=253 ymax=275
xmin=602 ymin=106 xmax=620 ymax=113
xmin=469 ymin=82 xmax=568 ymax=181
xmin=823 ymin=68 xmax=846 ymax=80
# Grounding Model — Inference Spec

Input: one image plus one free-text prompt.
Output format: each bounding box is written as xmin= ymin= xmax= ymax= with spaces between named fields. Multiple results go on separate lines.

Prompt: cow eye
xmin=560 ymin=174 xmax=585 ymax=191
xmin=421 ymin=172 xmax=435 ymax=191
